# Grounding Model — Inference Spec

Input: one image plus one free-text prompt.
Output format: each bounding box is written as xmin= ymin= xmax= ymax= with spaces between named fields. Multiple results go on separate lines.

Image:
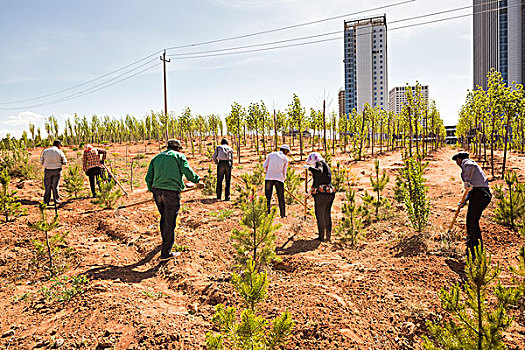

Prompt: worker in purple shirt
xmin=453 ymin=151 xmax=491 ymax=259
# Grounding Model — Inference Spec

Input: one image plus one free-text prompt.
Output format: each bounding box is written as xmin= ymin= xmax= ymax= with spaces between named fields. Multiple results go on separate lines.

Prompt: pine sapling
xmin=393 ymin=171 xmax=405 ymax=203
xmin=29 ymin=203 xmax=59 ymax=271
xmin=93 ymin=179 xmax=123 ymax=209
xmin=284 ymin=166 xmax=301 ymax=205
xmin=202 ymin=165 xmax=217 ymax=196
xmin=493 ymin=170 xmax=525 ymax=235
xmin=0 ymin=168 xmax=26 ymax=222
xmin=369 ymin=159 xmax=390 ymax=219
xmin=332 ymin=162 xmax=349 ymax=192
xmin=423 ymin=246 xmax=521 ymax=350
xmin=335 ymin=187 xmax=364 ymax=247
xmin=205 ymin=258 xmax=294 ymax=350
xmin=231 ymin=195 xmax=281 ymax=270
xmin=63 ymin=163 xmax=85 ymax=198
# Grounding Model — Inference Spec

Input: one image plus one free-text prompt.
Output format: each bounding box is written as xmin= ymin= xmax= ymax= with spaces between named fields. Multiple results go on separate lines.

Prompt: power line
xmin=0 ymin=0 xmax=513 ymax=110
xmin=164 ymin=0 xmax=499 ymax=60
xmin=164 ymin=0 xmax=415 ymax=51
xmin=0 ymin=1 xmax=413 ymax=106
xmin=0 ymin=51 xmax=163 ymax=105
xmin=0 ymin=61 xmax=160 ymax=110
xmin=165 ymin=1 xmax=513 ymax=61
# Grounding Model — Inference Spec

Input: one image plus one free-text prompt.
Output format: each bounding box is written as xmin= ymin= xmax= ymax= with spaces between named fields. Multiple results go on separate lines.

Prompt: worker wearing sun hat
xmin=304 ymin=152 xmax=336 ymax=241
xmin=83 ymin=144 xmax=107 ymax=198
xmin=263 ymin=145 xmax=290 ymax=218
xmin=452 ymin=151 xmax=491 ymax=259
xmin=146 ymin=139 xmax=203 ymax=261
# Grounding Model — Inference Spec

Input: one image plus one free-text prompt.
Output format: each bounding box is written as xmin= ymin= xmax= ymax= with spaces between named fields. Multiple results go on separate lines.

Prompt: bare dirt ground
xmin=1 ymin=140 xmax=524 ymax=350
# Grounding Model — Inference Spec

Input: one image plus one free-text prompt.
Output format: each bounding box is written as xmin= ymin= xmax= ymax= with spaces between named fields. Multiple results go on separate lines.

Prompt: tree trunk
xmin=501 ymin=112 xmax=511 ymax=177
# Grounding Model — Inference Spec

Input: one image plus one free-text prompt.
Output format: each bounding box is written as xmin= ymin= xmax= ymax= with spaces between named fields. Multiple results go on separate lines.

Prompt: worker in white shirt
xmin=40 ymin=140 xmax=67 ymax=205
xmin=263 ymin=145 xmax=290 ymax=218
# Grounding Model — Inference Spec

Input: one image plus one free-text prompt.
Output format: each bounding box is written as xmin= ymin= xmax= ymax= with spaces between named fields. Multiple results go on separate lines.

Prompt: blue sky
xmin=0 ymin=0 xmax=472 ymax=137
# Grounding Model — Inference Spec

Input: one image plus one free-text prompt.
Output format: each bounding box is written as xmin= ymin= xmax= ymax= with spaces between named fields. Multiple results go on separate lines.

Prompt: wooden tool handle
xmin=447 ymin=189 xmax=469 ymax=232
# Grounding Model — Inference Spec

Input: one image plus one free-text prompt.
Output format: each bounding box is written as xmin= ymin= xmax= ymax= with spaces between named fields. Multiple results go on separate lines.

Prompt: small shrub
xmin=210 ymin=209 xmax=234 ymax=222
xmin=40 ymin=275 xmax=89 ymax=302
xmin=134 ymin=153 xmax=145 ymax=160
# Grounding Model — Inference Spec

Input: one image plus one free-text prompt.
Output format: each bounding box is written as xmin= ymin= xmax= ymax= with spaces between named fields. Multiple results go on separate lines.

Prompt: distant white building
xmin=344 ymin=15 xmax=387 ymax=115
xmin=388 ymin=85 xmax=429 ymax=115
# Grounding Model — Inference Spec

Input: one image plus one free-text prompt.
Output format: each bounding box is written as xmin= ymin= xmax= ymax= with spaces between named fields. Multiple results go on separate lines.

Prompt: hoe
xmin=446 ymin=189 xmax=470 ymax=234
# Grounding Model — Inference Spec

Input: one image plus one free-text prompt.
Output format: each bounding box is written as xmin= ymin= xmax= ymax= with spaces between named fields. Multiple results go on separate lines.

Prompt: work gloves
xmin=458 ymin=201 xmax=466 ymax=209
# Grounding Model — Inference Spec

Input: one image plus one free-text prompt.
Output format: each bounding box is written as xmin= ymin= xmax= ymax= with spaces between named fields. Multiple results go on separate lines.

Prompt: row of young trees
xmin=1 ymin=83 xmax=446 ymax=164
xmin=457 ymin=69 xmax=525 ymax=178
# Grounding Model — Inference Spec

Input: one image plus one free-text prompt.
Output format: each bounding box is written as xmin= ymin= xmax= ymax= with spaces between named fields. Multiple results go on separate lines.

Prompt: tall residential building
xmin=388 ymin=85 xmax=429 ymax=115
xmin=338 ymin=88 xmax=345 ymax=116
xmin=344 ymin=15 xmax=388 ymax=115
xmin=473 ymin=0 xmax=524 ymax=88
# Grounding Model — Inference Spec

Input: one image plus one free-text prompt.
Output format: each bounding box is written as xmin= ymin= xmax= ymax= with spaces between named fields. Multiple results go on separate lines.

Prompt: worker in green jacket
xmin=146 ymin=139 xmax=202 ymax=261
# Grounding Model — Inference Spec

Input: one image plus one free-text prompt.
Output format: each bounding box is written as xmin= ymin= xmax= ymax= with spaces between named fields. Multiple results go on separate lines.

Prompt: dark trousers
xmin=216 ymin=161 xmax=232 ymax=200
xmin=152 ymin=188 xmax=181 ymax=259
xmin=86 ymin=167 xmax=103 ymax=197
xmin=265 ymin=180 xmax=286 ymax=218
xmin=466 ymin=187 xmax=492 ymax=259
xmin=313 ymin=193 xmax=335 ymax=241
xmin=43 ymin=168 xmax=61 ymax=204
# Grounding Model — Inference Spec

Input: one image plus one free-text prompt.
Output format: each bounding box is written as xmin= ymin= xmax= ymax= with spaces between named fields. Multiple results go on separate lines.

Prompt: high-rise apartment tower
xmin=344 ymin=15 xmax=388 ymax=115
xmin=473 ymin=0 xmax=525 ymax=88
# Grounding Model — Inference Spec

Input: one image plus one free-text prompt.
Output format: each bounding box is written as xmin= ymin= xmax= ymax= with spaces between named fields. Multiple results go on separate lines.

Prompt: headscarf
xmin=84 ymin=144 xmax=93 ymax=152
xmin=306 ymin=152 xmax=324 ymax=167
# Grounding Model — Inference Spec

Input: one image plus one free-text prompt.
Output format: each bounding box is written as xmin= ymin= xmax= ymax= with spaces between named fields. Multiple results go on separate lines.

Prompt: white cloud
xmin=2 ymin=111 xmax=44 ymax=126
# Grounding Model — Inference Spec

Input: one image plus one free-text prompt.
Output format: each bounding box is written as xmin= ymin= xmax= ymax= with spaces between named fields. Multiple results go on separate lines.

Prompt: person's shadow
xmin=277 ymin=239 xmax=321 ymax=255
xmin=83 ymin=246 xmax=162 ymax=283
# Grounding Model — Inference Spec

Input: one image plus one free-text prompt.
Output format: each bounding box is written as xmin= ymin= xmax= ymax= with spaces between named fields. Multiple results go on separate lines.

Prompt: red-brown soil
xmin=1 ymin=140 xmax=524 ymax=349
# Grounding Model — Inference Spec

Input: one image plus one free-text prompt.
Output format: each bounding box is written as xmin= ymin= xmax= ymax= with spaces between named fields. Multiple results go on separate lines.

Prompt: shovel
xmin=446 ymin=189 xmax=470 ymax=234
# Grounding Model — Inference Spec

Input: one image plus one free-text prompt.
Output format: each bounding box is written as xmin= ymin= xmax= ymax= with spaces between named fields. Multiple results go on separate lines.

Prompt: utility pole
xmin=160 ymin=50 xmax=171 ymax=142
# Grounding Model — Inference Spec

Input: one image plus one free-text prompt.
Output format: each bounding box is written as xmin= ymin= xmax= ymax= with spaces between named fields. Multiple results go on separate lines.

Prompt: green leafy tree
xmin=493 ymin=170 xmax=525 ymax=235
xmin=63 ymin=164 xmax=85 ymax=198
xmin=231 ymin=196 xmax=281 ymax=270
xmin=0 ymin=169 xmax=26 ymax=222
xmin=287 ymin=94 xmax=306 ymax=160
xmin=205 ymin=259 xmax=294 ymax=350
xmin=423 ymin=246 xmax=521 ymax=350
xmin=401 ymin=157 xmax=430 ymax=232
